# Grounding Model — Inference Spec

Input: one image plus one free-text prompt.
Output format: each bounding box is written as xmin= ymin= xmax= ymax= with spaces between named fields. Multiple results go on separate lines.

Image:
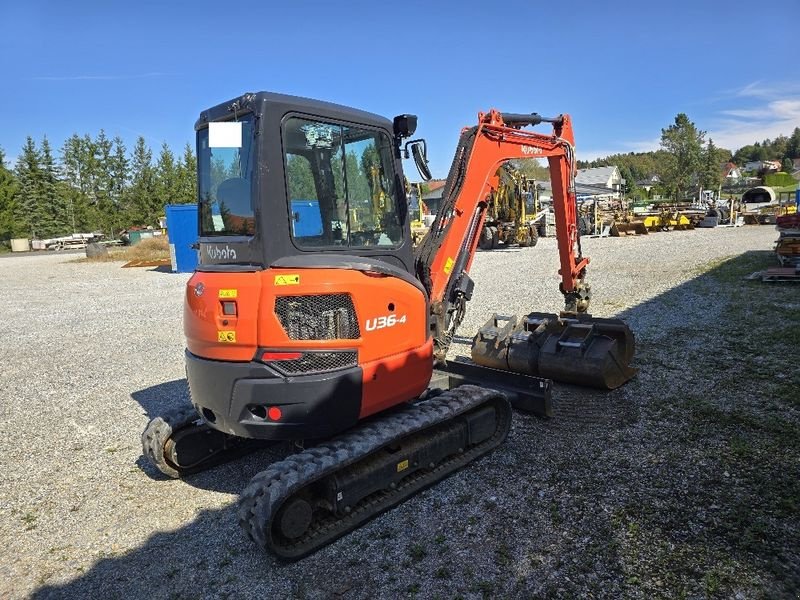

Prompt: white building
xmin=575 ymin=166 xmax=623 ymax=200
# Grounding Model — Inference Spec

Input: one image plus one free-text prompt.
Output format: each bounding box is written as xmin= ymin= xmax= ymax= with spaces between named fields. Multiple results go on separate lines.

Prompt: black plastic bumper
xmin=185 ymin=350 xmax=363 ymax=441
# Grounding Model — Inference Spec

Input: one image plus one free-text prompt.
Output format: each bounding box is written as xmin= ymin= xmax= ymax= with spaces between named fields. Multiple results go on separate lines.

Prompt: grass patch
xmin=75 ymin=236 xmax=171 ymax=263
xmin=615 ymin=249 xmax=800 ymax=596
xmin=407 ymin=543 xmax=427 ymax=562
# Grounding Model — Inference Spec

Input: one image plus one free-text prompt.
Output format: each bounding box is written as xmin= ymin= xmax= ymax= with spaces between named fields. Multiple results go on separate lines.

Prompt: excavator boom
xmin=413 ymin=109 xmax=635 ymax=387
xmin=415 ymin=110 xmax=590 ymax=360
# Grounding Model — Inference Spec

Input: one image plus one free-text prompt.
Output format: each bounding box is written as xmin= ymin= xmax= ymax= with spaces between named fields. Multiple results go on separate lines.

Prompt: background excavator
xmin=142 ymin=92 xmax=636 ymax=560
xmin=478 ymin=164 xmax=542 ymax=249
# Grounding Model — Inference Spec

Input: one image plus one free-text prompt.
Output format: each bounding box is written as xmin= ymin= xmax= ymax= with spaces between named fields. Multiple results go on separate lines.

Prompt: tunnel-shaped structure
xmin=742 ymin=186 xmax=776 ymax=204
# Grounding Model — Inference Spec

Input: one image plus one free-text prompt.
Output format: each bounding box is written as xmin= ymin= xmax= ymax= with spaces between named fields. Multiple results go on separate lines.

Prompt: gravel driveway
xmin=1 ymin=225 xmax=796 ymax=599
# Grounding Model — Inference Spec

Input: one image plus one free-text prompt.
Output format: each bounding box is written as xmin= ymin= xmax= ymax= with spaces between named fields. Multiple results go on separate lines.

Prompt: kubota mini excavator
xmin=142 ymin=92 xmax=636 ymax=560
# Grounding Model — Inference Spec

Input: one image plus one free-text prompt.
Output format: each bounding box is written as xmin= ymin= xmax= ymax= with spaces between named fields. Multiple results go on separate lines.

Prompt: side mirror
xmin=404 ymin=139 xmax=432 ymax=182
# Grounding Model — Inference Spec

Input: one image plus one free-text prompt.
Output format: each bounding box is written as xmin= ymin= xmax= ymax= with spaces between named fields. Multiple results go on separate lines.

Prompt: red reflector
xmin=261 ymin=351 xmax=303 ymax=361
xmin=268 ymin=406 xmax=282 ymax=421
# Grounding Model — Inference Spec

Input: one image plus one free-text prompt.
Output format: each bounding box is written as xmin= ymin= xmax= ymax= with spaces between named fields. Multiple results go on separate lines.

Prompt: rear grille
xmin=275 ymin=294 xmax=360 ymax=340
xmin=267 ymin=350 xmax=358 ymax=376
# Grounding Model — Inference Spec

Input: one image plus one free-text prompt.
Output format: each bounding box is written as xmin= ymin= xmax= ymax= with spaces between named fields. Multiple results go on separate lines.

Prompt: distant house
xmin=419 ymin=179 xmax=447 ymax=214
xmin=722 ymin=162 xmax=742 ymax=182
xmin=575 ymin=166 xmax=624 ymax=200
xmin=635 ymin=174 xmax=660 ymax=188
xmin=576 ymin=166 xmax=622 ymax=189
xmin=744 ymin=160 xmax=781 ymax=173
xmin=744 ymin=160 xmax=762 ymax=172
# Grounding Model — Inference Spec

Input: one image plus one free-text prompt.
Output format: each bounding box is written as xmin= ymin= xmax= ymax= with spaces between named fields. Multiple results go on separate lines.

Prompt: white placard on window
xmin=209 ymin=122 xmax=242 ymax=148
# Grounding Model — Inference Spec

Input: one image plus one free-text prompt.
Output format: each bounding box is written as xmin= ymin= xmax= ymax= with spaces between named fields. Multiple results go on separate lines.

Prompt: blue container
xmin=165 ymin=204 xmax=199 ymax=273
xmin=290 ymin=200 xmax=323 ymax=237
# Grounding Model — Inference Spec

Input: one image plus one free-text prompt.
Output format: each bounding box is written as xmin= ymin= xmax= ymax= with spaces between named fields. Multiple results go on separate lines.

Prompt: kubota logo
xmin=204 ymin=245 xmax=237 ymax=261
xmin=521 ymin=145 xmax=543 ymax=155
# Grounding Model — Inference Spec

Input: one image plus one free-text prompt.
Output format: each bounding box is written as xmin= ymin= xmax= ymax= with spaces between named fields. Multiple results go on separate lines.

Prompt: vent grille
xmin=267 ymin=351 xmax=358 ymax=376
xmin=275 ymin=294 xmax=360 ymax=340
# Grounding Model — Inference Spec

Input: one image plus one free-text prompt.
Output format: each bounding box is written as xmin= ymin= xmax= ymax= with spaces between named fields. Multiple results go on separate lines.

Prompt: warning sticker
xmin=274 ymin=274 xmax=300 ymax=286
xmin=396 ymin=459 xmax=409 ymax=473
xmin=217 ymin=331 xmax=236 ymax=343
xmin=443 ymin=257 xmax=454 ymax=275
xmin=218 ymin=289 xmax=237 ymax=298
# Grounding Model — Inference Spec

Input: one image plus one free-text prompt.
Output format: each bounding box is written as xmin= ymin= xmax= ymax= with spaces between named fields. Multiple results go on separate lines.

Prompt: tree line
xmin=578 ymin=115 xmax=800 ymax=201
xmin=0 ymin=132 xmax=196 ymax=241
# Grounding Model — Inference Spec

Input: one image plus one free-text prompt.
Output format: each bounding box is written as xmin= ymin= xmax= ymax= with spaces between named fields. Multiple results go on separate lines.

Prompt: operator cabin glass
xmin=197 ymin=115 xmax=256 ymax=236
xmin=283 ymin=117 xmax=402 ymax=248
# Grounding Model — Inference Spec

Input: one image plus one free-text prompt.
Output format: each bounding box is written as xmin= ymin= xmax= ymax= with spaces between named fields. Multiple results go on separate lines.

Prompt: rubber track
xmin=141 ymin=405 xmax=200 ymax=478
xmin=238 ymin=385 xmax=512 ymax=560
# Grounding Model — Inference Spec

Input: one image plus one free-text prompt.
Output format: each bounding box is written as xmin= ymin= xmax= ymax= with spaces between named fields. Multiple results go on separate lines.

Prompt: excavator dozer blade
xmin=471 ymin=312 xmax=637 ymax=390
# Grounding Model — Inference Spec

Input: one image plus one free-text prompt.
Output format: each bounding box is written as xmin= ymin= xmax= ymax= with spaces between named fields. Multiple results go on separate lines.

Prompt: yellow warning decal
xmin=396 ymin=459 xmax=409 ymax=473
xmin=217 ymin=330 xmax=236 ymax=343
xmin=218 ymin=289 xmax=237 ymax=298
xmin=443 ymin=257 xmax=454 ymax=275
xmin=274 ymin=274 xmax=300 ymax=286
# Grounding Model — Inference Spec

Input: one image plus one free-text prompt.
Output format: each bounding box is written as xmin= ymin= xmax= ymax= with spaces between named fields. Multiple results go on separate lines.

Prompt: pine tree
xmin=700 ymin=139 xmax=722 ymax=193
xmin=127 ymin=136 xmax=156 ymax=225
xmin=59 ymin=135 xmax=94 ymax=232
xmin=15 ymin=137 xmax=44 ymax=237
xmin=40 ymin=137 xmax=73 ymax=235
xmin=0 ymin=147 xmax=21 ymax=240
xmin=93 ymin=130 xmax=119 ymax=236
xmin=787 ymin=127 xmax=800 ymax=160
xmin=175 ymin=143 xmax=197 ymax=204
xmin=659 ymin=113 xmax=705 ymax=201
xmin=155 ymin=142 xmax=178 ymax=210
xmin=109 ymin=136 xmax=129 ymax=204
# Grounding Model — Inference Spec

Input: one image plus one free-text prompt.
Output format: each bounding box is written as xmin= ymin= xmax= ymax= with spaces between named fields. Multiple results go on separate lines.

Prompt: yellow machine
xmin=479 ymin=165 xmax=540 ymax=249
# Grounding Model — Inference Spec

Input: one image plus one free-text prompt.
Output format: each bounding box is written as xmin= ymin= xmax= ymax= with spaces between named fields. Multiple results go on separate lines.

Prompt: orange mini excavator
xmin=142 ymin=92 xmax=636 ymax=559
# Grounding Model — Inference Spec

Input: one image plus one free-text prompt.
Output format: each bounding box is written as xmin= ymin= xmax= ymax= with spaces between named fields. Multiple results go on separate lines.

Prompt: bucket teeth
xmin=471 ymin=312 xmax=637 ymax=390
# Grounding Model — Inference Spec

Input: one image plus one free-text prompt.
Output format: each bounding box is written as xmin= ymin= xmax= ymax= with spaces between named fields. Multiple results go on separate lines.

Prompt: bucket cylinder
xmin=471 ymin=312 xmax=636 ymax=390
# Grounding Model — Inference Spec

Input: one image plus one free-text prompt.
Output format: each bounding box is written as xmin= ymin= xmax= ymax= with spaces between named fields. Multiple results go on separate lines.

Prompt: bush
xmin=764 ymin=172 xmax=797 ymax=188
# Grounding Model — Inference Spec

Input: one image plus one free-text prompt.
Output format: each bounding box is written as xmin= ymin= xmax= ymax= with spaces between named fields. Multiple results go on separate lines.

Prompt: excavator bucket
xmin=471 ymin=312 xmax=636 ymax=390
xmin=610 ymin=221 xmax=649 ymax=236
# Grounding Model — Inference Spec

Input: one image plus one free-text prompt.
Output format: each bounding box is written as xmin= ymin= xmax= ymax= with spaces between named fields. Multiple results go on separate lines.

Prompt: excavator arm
xmin=414 ymin=110 xmax=590 ymax=360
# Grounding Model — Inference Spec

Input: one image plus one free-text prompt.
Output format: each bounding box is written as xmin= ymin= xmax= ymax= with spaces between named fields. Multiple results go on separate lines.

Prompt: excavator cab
xmin=187 ymin=93 xmax=435 ymax=442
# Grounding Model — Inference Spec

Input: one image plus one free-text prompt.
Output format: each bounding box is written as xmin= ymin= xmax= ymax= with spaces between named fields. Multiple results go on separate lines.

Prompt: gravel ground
xmin=0 ymin=225 xmax=797 ymax=599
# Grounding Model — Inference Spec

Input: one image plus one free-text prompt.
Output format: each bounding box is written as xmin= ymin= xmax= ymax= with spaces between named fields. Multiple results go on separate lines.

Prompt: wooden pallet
xmin=761 ymin=267 xmax=800 ymax=282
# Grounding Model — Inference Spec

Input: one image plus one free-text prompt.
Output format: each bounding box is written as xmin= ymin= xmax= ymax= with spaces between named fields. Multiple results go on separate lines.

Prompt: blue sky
xmin=1 ymin=0 xmax=799 ymax=178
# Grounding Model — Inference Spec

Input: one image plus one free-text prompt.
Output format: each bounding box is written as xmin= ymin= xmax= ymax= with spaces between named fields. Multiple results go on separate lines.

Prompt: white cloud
xmin=734 ymin=81 xmax=800 ymax=99
xmin=710 ymin=94 xmax=800 ymax=150
xmin=584 ymin=83 xmax=800 ymax=160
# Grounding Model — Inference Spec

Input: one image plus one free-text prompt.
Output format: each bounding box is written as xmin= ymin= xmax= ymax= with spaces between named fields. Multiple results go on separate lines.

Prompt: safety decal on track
xmin=217 ymin=330 xmax=236 ymax=343
xmin=443 ymin=257 xmax=454 ymax=275
xmin=274 ymin=274 xmax=300 ymax=286
xmin=218 ymin=289 xmax=238 ymax=298
xmin=396 ymin=459 xmax=409 ymax=473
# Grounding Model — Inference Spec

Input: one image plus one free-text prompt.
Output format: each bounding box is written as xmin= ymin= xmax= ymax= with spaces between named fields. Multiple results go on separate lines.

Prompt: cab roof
xmin=195 ymin=91 xmax=393 ymax=131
